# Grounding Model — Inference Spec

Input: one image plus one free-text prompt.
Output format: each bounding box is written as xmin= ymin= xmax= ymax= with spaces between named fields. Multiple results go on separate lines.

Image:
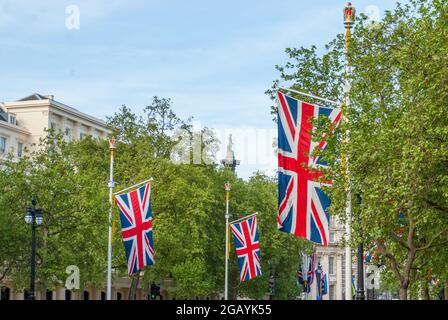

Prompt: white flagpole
xmin=343 ymin=2 xmax=355 ymax=301
xmin=224 ymin=182 xmax=231 ymax=300
xmin=229 ymin=212 xmax=258 ymax=225
xmin=276 ymin=85 xmax=340 ymax=106
xmin=114 ymin=178 xmax=153 ymax=196
xmin=107 ymin=137 xmax=116 ymax=301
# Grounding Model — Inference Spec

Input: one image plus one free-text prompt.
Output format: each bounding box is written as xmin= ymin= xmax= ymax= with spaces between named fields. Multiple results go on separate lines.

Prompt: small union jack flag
xmin=230 ymin=215 xmax=262 ymax=282
xmin=115 ymin=182 xmax=154 ymax=275
xmin=277 ymin=91 xmax=341 ymax=245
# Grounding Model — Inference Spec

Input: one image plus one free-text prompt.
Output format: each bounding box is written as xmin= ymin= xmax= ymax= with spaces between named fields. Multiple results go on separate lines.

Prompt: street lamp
xmin=25 ymin=195 xmax=43 ymax=300
xmin=355 ymin=193 xmax=365 ymax=300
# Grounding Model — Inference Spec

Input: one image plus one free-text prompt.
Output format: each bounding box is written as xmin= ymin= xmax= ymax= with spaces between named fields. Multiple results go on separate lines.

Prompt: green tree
xmin=0 ymin=132 xmax=109 ymax=296
xmin=270 ymin=0 xmax=448 ymax=300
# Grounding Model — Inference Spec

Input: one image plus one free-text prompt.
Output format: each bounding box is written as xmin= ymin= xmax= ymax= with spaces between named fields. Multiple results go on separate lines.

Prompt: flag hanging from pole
xmin=316 ymin=266 xmax=328 ymax=300
xmin=322 ymin=272 xmax=328 ymax=295
xmin=230 ymin=215 xmax=262 ymax=282
xmin=307 ymin=253 xmax=316 ymax=286
xmin=276 ymin=90 xmax=341 ymax=245
xmin=114 ymin=182 xmax=154 ymax=275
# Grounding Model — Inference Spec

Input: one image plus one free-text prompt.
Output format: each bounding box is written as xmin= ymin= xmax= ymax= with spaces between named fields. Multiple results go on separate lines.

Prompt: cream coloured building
xmin=0 ymin=93 xmax=110 ymax=162
xmin=0 ymin=94 xmax=153 ymax=300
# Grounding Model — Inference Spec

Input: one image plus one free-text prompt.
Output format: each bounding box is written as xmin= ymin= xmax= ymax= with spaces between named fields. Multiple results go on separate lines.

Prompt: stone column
xmin=336 ymin=254 xmax=343 ymax=300
xmin=55 ymin=287 xmax=65 ymax=300
xmin=322 ymin=254 xmax=329 ymax=300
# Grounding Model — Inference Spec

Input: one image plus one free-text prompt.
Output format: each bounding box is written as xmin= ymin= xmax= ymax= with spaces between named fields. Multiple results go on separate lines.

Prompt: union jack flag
xmin=277 ymin=91 xmax=341 ymax=245
xmin=307 ymin=253 xmax=316 ymax=285
xmin=230 ymin=215 xmax=262 ymax=282
xmin=114 ymin=182 xmax=154 ymax=275
xmin=298 ymin=253 xmax=316 ymax=293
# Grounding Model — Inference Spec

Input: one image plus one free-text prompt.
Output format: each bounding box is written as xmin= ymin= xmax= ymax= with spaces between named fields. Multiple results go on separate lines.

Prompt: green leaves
xmin=271 ymin=0 xmax=448 ymax=299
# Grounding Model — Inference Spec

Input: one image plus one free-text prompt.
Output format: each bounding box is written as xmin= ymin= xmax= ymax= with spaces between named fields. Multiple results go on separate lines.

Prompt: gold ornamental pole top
xmin=343 ymin=2 xmax=356 ymax=27
xmin=109 ymin=137 xmax=117 ymax=150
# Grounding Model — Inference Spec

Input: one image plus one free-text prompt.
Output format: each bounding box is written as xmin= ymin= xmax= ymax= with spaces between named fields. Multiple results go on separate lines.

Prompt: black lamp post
xmin=25 ymin=195 xmax=43 ymax=300
xmin=315 ymin=263 xmax=323 ymax=300
xmin=355 ymin=194 xmax=365 ymax=300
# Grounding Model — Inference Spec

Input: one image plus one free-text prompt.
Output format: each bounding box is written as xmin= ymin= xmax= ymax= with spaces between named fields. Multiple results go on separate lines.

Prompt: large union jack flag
xmin=115 ymin=182 xmax=154 ymax=275
xmin=277 ymin=91 xmax=341 ymax=245
xmin=230 ymin=215 xmax=262 ymax=282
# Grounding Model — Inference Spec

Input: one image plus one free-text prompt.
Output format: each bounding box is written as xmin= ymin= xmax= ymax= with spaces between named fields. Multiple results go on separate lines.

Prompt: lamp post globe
xmin=25 ymin=208 xmax=33 ymax=224
xmin=35 ymin=209 xmax=43 ymax=225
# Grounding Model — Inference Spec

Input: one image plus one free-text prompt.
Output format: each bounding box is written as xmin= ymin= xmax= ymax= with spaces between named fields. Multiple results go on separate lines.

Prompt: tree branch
xmin=424 ymin=199 xmax=448 ymax=214
xmin=389 ymin=231 xmax=410 ymax=249
xmin=416 ymin=229 xmax=448 ymax=251
xmin=375 ymin=239 xmax=403 ymax=282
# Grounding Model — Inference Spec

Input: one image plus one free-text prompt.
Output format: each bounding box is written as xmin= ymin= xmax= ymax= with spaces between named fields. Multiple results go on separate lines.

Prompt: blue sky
xmin=0 ymin=0 xmax=404 ymax=178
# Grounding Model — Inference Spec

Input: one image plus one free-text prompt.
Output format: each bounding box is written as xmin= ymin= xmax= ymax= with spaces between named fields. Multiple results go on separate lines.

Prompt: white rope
xmin=230 ymin=212 xmax=259 ymax=225
xmin=114 ymin=177 xmax=153 ymax=196
xmin=276 ymin=85 xmax=340 ymax=106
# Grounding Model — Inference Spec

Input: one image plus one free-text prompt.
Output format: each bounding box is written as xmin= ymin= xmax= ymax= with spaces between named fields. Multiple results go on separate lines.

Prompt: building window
xmin=329 ymin=256 xmax=334 ymax=275
xmin=83 ymin=291 xmax=89 ymax=300
xmin=65 ymin=290 xmax=72 ymax=300
xmin=79 ymin=132 xmax=86 ymax=139
xmin=329 ymin=231 xmax=335 ymax=244
xmin=117 ymin=292 xmax=122 ymax=300
xmin=9 ymin=114 xmax=16 ymax=125
xmin=50 ymin=122 xmax=57 ymax=131
xmin=329 ymin=285 xmax=335 ymax=300
xmin=0 ymin=137 xmax=6 ymax=153
xmin=101 ymin=291 xmax=106 ymax=300
xmin=65 ymin=128 xmax=72 ymax=140
xmin=17 ymin=142 xmax=23 ymax=157
xmin=46 ymin=290 xmax=53 ymax=300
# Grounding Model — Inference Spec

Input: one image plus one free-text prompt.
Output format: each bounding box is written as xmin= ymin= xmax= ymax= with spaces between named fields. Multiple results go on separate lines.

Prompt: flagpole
xmin=276 ymin=86 xmax=340 ymax=106
xmin=114 ymin=178 xmax=153 ymax=196
xmin=229 ymin=212 xmax=258 ymax=225
xmin=343 ymin=2 xmax=355 ymax=301
xmin=224 ymin=182 xmax=231 ymax=300
xmin=107 ymin=137 xmax=116 ymax=300
xmin=304 ymin=254 xmax=309 ymax=300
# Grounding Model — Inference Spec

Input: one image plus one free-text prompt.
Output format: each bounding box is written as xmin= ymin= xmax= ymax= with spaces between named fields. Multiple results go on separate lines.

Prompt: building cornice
xmin=4 ymin=99 xmax=110 ymax=132
xmin=0 ymin=120 xmax=31 ymax=136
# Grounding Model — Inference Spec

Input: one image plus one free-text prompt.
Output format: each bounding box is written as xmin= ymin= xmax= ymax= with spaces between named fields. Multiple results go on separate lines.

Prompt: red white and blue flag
xmin=114 ymin=182 xmax=154 ymax=275
xmin=230 ymin=215 xmax=262 ymax=282
xmin=276 ymin=91 xmax=341 ymax=245
xmin=307 ymin=253 xmax=316 ymax=285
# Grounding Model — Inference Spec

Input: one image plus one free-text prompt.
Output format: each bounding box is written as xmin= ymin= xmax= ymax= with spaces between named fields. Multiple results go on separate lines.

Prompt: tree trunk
xmin=128 ymin=273 xmax=140 ymax=300
xmin=399 ymin=287 xmax=408 ymax=300
xmin=444 ymin=282 xmax=448 ymax=300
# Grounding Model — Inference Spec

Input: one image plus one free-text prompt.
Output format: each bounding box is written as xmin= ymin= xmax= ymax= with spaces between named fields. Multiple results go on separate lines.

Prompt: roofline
xmin=4 ymin=99 xmax=110 ymax=130
xmin=50 ymin=100 xmax=109 ymax=129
